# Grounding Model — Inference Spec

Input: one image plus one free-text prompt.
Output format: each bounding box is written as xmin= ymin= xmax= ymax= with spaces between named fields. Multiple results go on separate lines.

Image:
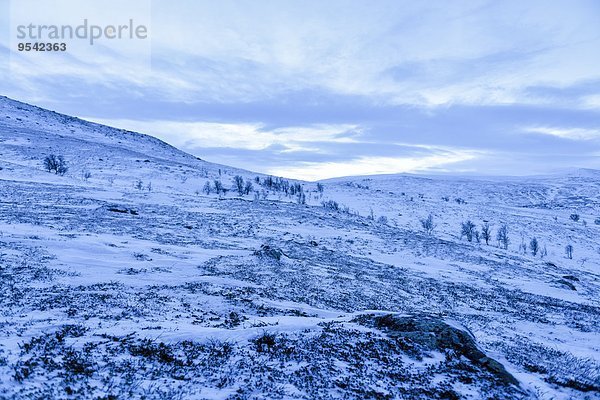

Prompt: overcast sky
xmin=1 ymin=0 xmax=599 ymax=180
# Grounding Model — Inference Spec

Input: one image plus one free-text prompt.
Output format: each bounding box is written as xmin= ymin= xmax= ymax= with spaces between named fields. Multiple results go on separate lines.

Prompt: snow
xmin=0 ymin=95 xmax=599 ymax=399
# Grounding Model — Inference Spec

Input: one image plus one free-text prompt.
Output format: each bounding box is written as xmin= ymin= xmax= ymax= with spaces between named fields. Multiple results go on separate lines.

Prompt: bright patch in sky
xmin=523 ymin=126 xmax=600 ymax=141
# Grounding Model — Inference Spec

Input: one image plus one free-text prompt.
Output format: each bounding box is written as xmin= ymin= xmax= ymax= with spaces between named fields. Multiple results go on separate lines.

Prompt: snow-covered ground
xmin=0 ymin=96 xmax=598 ymax=399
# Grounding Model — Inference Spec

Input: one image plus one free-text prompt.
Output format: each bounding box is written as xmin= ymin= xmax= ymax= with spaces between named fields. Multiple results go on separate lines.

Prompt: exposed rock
xmin=554 ymin=279 xmax=577 ymax=291
xmin=106 ymin=206 xmax=138 ymax=215
xmin=562 ymin=275 xmax=580 ymax=282
xmin=253 ymin=244 xmax=284 ymax=261
xmin=368 ymin=314 xmax=520 ymax=386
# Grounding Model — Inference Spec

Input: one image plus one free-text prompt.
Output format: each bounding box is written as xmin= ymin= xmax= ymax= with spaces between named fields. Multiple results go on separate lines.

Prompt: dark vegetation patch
xmin=4 ymin=322 xmax=530 ymax=399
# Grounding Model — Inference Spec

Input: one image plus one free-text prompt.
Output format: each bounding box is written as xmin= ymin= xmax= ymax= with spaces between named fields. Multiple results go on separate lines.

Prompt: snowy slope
xmin=0 ymin=96 xmax=599 ymax=400
xmin=320 ymin=173 xmax=600 ymax=277
xmin=0 ymin=96 xmax=261 ymax=193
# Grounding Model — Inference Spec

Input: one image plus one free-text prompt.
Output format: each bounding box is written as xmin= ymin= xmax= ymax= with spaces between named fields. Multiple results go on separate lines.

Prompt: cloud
xmin=268 ymin=148 xmax=482 ymax=181
xmin=86 ymin=118 xmax=363 ymax=152
xmin=3 ymin=1 xmax=600 ymax=179
xmin=582 ymin=94 xmax=600 ymax=111
xmin=86 ymin=116 xmax=488 ymax=180
xmin=4 ymin=0 xmax=600 ymax=108
xmin=523 ymin=126 xmax=600 ymax=141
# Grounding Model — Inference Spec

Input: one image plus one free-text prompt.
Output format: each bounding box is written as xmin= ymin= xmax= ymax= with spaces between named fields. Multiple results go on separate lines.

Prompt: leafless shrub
xmin=461 ymin=220 xmax=477 ymax=242
xmin=497 ymin=224 xmax=510 ymax=250
xmin=43 ymin=154 xmax=68 ymax=175
xmin=530 ymin=237 xmax=539 ymax=256
xmin=420 ymin=214 xmax=436 ymax=235
xmin=481 ymin=222 xmax=492 ymax=245
xmin=565 ymin=244 xmax=573 ymax=259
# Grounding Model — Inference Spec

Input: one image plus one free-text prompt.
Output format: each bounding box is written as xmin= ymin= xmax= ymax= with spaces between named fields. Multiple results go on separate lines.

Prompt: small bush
xmin=530 ymin=237 xmax=539 ymax=256
xmin=254 ymin=332 xmax=277 ymax=353
xmin=233 ymin=175 xmax=244 ymax=195
xmin=213 ymin=179 xmax=224 ymax=195
xmin=203 ymin=181 xmax=212 ymax=195
xmin=62 ymin=348 xmax=94 ymax=376
xmin=244 ymin=180 xmax=253 ymax=195
xmin=420 ymin=214 xmax=436 ymax=235
xmin=43 ymin=154 xmax=68 ymax=175
xmin=570 ymin=214 xmax=580 ymax=222
xmin=322 ymin=200 xmax=339 ymax=211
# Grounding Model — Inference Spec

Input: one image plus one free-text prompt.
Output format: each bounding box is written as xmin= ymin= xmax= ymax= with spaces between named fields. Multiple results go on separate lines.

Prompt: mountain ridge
xmin=2 ymin=95 xmax=598 ymax=184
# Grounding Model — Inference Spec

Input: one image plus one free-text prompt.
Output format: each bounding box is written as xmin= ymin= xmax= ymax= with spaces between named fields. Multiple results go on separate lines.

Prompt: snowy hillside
xmin=0 ymin=96 xmax=599 ymax=399
xmin=0 ymin=96 xmax=256 ymax=193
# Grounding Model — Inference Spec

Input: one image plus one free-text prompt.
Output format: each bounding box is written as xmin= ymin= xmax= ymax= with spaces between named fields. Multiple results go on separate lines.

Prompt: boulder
xmin=372 ymin=314 xmax=520 ymax=386
xmin=253 ymin=244 xmax=284 ymax=261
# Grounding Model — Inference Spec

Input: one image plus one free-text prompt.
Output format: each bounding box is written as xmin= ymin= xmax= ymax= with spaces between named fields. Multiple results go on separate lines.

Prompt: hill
xmin=0 ymin=96 xmax=598 ymax=399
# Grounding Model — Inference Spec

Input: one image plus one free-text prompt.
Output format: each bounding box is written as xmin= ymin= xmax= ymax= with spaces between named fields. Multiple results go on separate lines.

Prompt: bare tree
xmin=481 ymin=222 xmax=492 ymax=245
xmin=233 ymin=175 xmax=244 ymax=195
xmin=519 ymin=240 xmax=527 ymax=255
xmin=518 ymin=233 xmax=527 ymax=254
xmin=213 ymin=179 xmax=224 ymax=195
xmin=377 ymin=215 xmax=388 ymax=225
xmin=244 ymin=180 xmax=253 ymax=195
xmin=203 ymin=181 xmax=212 ymax=195
xmin=530 ymin=237 xmax=539 ymax=256
xmin=461 ymin=220 xmax=476 ymax=242
xmin=497 ymin=224 xmax=510 ymax=250
xmin=565 ymin=244 xmax=573 ymax=259
xmin=322 ymin=200 xmax=339 ymax=211
xmin=43 ymin=154 xmax=68 ymax=175
xmin=420 ymin=214 xmax=436 ymax=235
xmin=297 ymin=191 xmax=306 ymax=205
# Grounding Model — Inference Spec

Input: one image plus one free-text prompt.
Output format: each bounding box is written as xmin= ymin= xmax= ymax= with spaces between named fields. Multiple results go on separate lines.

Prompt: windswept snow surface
xmin=0 ymin=96 xmax=599 ymax=399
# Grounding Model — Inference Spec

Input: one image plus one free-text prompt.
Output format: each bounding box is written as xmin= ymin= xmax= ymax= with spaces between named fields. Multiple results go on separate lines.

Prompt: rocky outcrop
xmin=370 ymin=314 xmax=520 ymax=386
xmin=253 ymin=244 xmax=285 ymax=261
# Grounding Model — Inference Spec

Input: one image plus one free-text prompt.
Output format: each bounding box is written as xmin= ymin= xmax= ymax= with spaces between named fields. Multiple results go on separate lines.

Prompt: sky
xmin=1 ymin=0 xmax=599 ymax=180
